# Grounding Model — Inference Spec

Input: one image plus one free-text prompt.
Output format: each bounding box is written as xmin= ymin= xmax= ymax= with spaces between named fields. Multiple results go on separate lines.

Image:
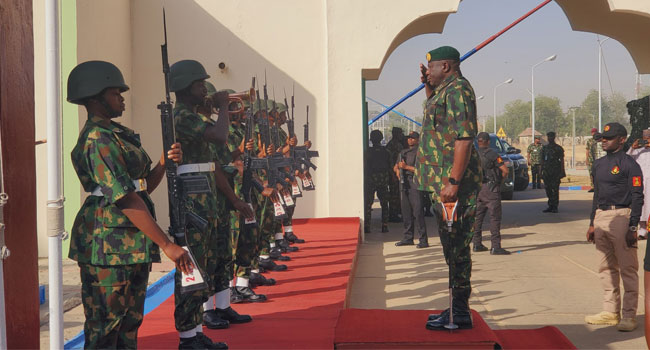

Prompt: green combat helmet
xmin=205 ymin=81 xmax=218 ymax=95
xmin=67 ymin=60 xmax=129 ymax=105
xmin=170 ymin=59 xmax=210 ymax=92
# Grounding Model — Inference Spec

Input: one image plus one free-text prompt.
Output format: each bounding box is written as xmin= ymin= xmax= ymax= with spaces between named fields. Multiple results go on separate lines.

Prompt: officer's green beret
xmin=426 ymin=46 xmax=460 ymax=62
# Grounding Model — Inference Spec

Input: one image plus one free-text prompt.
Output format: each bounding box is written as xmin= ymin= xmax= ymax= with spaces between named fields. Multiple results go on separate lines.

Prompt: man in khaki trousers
xmin=586 ymin=122 xmax=644 ymax=332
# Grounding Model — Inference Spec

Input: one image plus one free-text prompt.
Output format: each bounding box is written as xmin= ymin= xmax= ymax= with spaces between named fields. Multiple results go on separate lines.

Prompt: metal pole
xmin=572 ymin=109 xmax=576 ymax=169
xmin=493 ymin=87 xmax=497 ymax=133
xmin=531 ymin=67 xmax=535 ymax=141
xmin=598 ymin=37 xmax=610 ymax=131
xmin=46 ymin=0 xmax=65 ymax=348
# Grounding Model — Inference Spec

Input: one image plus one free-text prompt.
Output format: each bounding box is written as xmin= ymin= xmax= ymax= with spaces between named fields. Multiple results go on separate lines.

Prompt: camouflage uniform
xmin=228 ymin=122 xmax=260 ymax=278
xmin=415 ymin=73 xmax=481 ymax=313
xmin=212 ymin=141 xmax=235 ymax=292
xmin=173 ymin=102 xmax=218 ymax=332
xmin=541 ymin=142 xmax=565 ymax=210
xmin=386 ymin=137 xmax=404 ymax=220
xmin=70 ymin=114 xmax=159 ymax=349
xmin=364 ymin=146 xmax=391 ymax=226
xmin=586 ymin=137 xmax=597 ymax=187
xmin=527 ymin=143 xmax=543 ymax=189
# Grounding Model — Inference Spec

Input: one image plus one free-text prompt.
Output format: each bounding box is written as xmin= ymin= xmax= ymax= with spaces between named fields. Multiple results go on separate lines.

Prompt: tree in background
xmin=497 ymin=95 xmax=564 ymax=140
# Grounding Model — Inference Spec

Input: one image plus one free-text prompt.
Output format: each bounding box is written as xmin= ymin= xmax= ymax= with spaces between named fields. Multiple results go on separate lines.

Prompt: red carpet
xmin=137 ymin=217 xmax=361 ymax=349
xmin=334 ymin=309 xmax=499 ymax=349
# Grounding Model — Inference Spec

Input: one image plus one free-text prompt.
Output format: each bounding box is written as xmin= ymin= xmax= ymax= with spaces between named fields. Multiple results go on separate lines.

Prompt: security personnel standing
xmin=67 ymin=61 xmax=193 ymax=349
xmin=541 ymin=131 xmax=565 ymax=213
xmin=364 ymin=129 xmax=391 ymax=233
xmin=414 ymin=46 xmax=482 ymax=330
xmin=473 ymin=132 xmax=510 ymax=255
xmin=394 ymin=131 xmax=428 ymax=248
xmin=585 ymin=122 xmax=643 ymax=332
xmin=386 ymin=127 xmax=405 ymax=222
xmin=170 ymin=59 xmax=252 ymax=349
xmin=527 ymin=135 xmax=543 ymax=189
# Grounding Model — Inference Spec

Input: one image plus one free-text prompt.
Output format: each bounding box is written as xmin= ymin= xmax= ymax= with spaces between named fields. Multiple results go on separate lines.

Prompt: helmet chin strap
xmin=99 ymin=96 xmax=122 ymax=118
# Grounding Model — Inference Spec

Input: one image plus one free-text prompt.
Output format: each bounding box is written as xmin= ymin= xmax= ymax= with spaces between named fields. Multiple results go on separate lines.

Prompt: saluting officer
xmin=473 ymin=132 xmax=510 ymax=255
xmin=585 ymin=122 xmax=643 ymax=332
xmin=415 ymin=46 xmax=482 ymax=330
xmin=394 ymin=131 xmax=428 ymax=248
xmin=67 ymin=61 xmax=193 ymax=349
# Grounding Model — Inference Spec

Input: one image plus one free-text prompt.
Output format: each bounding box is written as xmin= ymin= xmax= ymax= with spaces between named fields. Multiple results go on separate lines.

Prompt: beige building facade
xmin=33 ymin=0 xmax=650 ymax=256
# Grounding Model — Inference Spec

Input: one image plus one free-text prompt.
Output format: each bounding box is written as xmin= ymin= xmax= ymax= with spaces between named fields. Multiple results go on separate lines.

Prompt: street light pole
xmin=531 ymin=54 xmax=557 ymax=141
xmin=493 ymin=79 xmax=513 ymax=133
xmin=476 ymin=95 xmax=485 ymax=131
xmin=569 ymin=107 xmax=579 ymax=169
xmin=598 ymin=36 xmax=611 ymax=131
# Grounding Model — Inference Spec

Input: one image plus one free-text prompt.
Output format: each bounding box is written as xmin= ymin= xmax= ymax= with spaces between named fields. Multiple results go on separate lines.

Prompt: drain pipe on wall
xmin=46 ymin=0 xmax=65 ymax=348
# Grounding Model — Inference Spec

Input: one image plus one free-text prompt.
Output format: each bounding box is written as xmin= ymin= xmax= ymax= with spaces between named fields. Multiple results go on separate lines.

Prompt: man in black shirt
xmin=585 ymin=122 xmax=643 ymax=332
xmin=472 ymin=132 xmax=510 ymax=255
xmin=364 ymin=130 xmax=391 ymax=233
xmin=394 ymin=131 xmax=428 ymax=248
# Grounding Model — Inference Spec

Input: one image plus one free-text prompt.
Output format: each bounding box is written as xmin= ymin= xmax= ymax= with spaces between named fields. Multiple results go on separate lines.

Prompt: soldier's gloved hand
xmin=586 ymin=226 xmax=595 ymax=243
xmin=233 ymin=198 xmax=254 ymax=219
xmin=163 ymin=243 xmax=194 ymax=275
xmin=162 ymin=142 xmax=183 ymax=165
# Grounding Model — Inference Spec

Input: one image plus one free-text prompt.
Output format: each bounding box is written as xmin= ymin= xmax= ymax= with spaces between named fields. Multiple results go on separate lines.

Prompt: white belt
xmin=177 ymin=162 xmax=216 ymax=175
xmin=90 ymin=178 xmax=147 ymax=196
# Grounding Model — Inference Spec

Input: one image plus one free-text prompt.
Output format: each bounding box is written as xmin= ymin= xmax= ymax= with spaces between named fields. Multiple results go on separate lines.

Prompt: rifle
xmin=284 ymin=86 xmax=302 ymax=198
xmin=157 ymin=9 xmax=209 ymax=293
xmin=294 ymin=105 xmax=318 ymax=190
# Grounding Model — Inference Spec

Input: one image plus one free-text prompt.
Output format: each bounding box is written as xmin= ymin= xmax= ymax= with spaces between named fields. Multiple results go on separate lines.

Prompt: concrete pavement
xmin=354 ymin=189 xmax=647 ymax=349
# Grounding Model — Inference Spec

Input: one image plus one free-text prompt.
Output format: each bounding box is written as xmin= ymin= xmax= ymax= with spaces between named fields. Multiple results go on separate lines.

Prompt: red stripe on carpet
xmin=494 ymin=327 xmax=577 ymax=349
xmin=334 ymin=309 xmax=499 ymax=349
xmin=137 ymin=217 xmax=360 ymax=349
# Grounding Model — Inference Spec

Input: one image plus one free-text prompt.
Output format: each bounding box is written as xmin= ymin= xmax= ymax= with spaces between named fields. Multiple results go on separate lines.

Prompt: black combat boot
xmin=250 ymin=271 xmax=276 ymax=287
xmin=215 ymin=307 xmax=252 ymax=324
xmin=269 ymin=246 xmax=291 ymax=261
xmin=234 ymin=286 xmax=267 ymax=302
xmin=276 ymin=239 xmax=299 ymax=252
xmin=285 ymin=231 xmax=305 ymax=243
xmin=202 ymin=310 xmax=229 ymax=329
xmin=259 ymin=257 xmax=288 ymax=271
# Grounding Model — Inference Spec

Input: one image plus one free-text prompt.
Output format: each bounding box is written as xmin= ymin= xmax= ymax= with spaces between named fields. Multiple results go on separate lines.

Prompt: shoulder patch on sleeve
xmin=633 ymin=176 xmax=642 ymax=187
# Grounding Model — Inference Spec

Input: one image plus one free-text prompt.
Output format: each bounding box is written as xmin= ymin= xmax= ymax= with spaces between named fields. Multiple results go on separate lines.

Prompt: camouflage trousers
xmin=251 ymin=196 xmax=272 ymax=270
xmin=543 ymin=174 xmax=561 ymax=209
xmin=364 ymin=172 xmax=390 ymax=225
xmin=432 ymin=200 xmax=477 ymax=313
xmin=212 ymin=217 xmax=232 ymax=292
xmin=174 ymin=219 xmax=215 ymax=332
xmin=283 ymin=199 xmax=296 ymax=227
xmin=79 ymin=262 xmax=150 ymax=349
xmin=388 ymin=172 xmax=402 ymax=219
xmin=259 ymin=196 xmax=279 ymax=257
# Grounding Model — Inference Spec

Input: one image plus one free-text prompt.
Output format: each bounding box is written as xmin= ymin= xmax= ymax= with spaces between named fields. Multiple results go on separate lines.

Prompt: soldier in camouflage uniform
xmin=171 ymin=60 xmax=253 ymax=349
xmin=414 ymin=46 xmax=482 ymax=330
xmin=541 ymin=131 xmax=565 ymax=213
xmin=67 ymin=60 xmax=193 ymax=349
xmin=364 ymin=129 xmax=391 ymax=233
xmin=386 ymin=127 xmax=405 ymax=222
xmin=586 ymin=127 xmax=598 ymax=192
xmin=527 ymin=135 xmax=543 ymax=189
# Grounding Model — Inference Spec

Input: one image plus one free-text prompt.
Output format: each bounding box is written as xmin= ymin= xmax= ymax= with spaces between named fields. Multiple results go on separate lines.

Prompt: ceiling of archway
xmin=362 ymin=0 xmax=650 ymax=80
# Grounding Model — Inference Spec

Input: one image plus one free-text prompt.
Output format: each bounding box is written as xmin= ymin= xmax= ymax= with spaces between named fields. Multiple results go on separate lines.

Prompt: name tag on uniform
xmin=244 ymin=203 xmax=257 ymax=224
xmin=181 ymin=247 xmax=206 ymax=292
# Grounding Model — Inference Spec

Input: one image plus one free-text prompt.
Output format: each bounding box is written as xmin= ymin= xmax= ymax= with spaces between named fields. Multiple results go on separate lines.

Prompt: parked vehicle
xmin=499 ymin=139 xmax=530 ymax=191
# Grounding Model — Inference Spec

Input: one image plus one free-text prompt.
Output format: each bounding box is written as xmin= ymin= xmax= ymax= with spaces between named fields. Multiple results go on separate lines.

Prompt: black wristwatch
xmin=449 ymin=177 xmax=460 ymax=186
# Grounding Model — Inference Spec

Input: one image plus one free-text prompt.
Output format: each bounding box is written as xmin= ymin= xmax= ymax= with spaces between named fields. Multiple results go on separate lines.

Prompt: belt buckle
xmin=136 ymin=179 xmax=147 ymax=192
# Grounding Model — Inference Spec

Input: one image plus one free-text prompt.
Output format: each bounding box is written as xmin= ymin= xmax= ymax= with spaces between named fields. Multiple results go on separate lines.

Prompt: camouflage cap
xmin=426 ymin=46 xmax=460 ymax=62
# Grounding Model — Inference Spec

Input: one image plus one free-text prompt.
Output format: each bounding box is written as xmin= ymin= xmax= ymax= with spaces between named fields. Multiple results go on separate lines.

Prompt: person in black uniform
xmin=364 ymin=130 xmax=391 ymax=233
xmin=585 ymin=122 xmax=643 ymax=332
xmin=473 ymin=132 xmax=510 ymax=255
xmin=394 ymin=131 xmax=428 ymax=248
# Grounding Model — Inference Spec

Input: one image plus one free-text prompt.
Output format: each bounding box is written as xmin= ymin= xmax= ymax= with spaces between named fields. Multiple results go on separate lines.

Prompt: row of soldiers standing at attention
xmin=66 ymin=59 xmax=316 ymax=349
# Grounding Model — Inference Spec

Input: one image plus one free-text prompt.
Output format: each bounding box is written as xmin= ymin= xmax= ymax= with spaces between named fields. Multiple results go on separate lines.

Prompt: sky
xmin=366 ymin=0 xmax=649 ymax=126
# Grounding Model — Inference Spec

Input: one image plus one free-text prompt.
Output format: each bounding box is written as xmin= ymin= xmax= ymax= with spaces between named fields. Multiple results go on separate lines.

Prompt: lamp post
xmin=476 ymin=95 xmax=485 ymax=131
xmin=598 ymin=36 xmax=611 ymax=131
xmin=569 ymin=107 xmax=579 ymax=169
xmin=531 ymin=54 xmax=557 ymax=141
xmin=493 ymin=79 xmax=513 ymax=133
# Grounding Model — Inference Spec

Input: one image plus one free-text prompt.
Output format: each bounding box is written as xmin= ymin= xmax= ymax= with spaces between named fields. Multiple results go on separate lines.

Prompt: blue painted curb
xmin=528 ymin=184 xmax=589 ymax=191
xmin=63 ymin=269 xmax=176 ymax=349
